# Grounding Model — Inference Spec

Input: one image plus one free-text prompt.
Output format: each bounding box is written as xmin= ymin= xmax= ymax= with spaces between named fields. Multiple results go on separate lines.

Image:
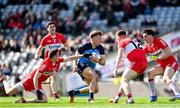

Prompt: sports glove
xmin=53 ymin=93 xmax=60 ymax=100
xmin=36 ymin=90 xmax=44 ymax=100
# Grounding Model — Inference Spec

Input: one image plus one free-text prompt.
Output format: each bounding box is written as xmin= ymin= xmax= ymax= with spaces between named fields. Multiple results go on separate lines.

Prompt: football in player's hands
xmin=90 ymin=52 xmax=101 ymax=62
xmin=36 ymin=90 xmax=44 ymax=100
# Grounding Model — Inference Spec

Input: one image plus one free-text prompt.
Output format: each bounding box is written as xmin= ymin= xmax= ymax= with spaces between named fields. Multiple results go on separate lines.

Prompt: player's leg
xmin=81 ymin=67 xmax=99 ymax=102
xmin=68 ymin=64 xmax=91 ymax=103
xmin=109 ymin=85 xmax=123 ymax=103
xmin=121 ymin=67 xmax=138 ymax=103
xmin=3 ymin=81 xmax=26 ymax=103
xmin=23 ymin=89 xmax=47 ymax=103
xmin=3 ymin=81 xmax=24 ymax=96
xmin=147 ymin=65 xmax=164 ymax=102
xmin=163 ymin=64 xmax=180 ymax=101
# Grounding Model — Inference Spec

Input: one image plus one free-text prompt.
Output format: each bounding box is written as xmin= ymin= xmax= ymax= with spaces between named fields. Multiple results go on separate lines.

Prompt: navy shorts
xmin=77 ymin=63 xmax=90 ymax=80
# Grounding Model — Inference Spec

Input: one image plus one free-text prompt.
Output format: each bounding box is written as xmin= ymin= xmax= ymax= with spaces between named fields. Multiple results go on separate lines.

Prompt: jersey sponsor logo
xmin=45 ymin=44 xmax=63 ymax=51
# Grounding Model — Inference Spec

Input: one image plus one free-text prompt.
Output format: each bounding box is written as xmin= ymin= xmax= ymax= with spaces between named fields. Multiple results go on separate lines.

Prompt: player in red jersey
xmin=142 ymin=29 xmax=180 ymax=102
xmin=34 ymin=21 xmax=72 ymax=60
xmin=2 ymin=49 xmax=89 ymax=103
xmin=34 ymin=21 xmax=72 ymax=99
xmin=109 ymin=30 xmax=148 ymax=104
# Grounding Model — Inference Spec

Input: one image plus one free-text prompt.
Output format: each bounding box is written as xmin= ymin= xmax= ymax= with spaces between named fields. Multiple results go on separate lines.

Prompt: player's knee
xmin=148 ymin=71 xmax=154 ymax=78
xmin=6 ymin=91 xmax=11 ymax=95
xmin=121 ymin=77 xmax=128 ymax=83
xmin=94 ymin=88 xmax=99 ymax=94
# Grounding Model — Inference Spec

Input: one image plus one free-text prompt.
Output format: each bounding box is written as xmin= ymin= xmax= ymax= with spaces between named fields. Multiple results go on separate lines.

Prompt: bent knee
xmin=94 ymin=88 xmax=99 ymax=94
xmin=121 ymin=77 xmax=129 ymax=83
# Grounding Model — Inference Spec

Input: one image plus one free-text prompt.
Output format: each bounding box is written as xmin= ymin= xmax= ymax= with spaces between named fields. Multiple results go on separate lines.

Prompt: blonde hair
xmin=89 ymin=30 xmax=103 ymax=38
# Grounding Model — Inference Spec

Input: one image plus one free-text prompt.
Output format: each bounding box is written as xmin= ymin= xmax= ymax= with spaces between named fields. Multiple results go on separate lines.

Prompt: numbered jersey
xmin=119 ymin=38 xmax=146 ymax=62
xmin=40 ymin=33 xmax=66 ymax=58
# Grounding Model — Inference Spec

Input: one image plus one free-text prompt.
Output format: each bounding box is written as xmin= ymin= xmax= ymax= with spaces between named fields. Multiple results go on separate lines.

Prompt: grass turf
xmin=0 ymin=97 xmax=180 ymax=108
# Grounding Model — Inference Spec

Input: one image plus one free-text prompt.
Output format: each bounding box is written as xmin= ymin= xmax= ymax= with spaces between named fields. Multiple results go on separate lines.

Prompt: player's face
xmin=92 ymin=35 xmax=102 ymax=45
xmin=116 ymin=35 xmax=126 ymax=43
xmin=53 ymin=52 xmax=60 ymax=62
xmin=47 ymin=24 xmax=56 ymax=34
xmin=142 ymin=33 xmax=153 ymax=44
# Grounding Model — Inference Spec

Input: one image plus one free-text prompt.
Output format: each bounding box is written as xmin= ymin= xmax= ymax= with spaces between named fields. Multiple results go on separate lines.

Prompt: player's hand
xmin=73 ymin=66 xmax=78 ymax=73
xmin=150 ymin=55 xmax=158 ymax=61
xmin=90 ymin=57 xmax=99 ymax=63
xmin=36 ymin=90 xmax=44 ymax=100
xmin=53 ymin=93 xmax=60 ymax=100
xmin=34 ymin=55 xmax=40 ymax=60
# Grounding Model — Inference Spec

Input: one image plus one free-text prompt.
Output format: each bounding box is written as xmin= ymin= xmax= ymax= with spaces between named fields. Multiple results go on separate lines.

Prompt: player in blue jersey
xmin=68 ymin=30 xmax=106 ymax=103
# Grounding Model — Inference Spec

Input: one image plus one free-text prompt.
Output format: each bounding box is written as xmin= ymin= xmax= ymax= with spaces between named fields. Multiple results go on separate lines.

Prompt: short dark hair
xmin=115 ymin=30 xmax=127 ymax=36
xmin=142 ymin=29 xmax=155 ymax=36
xmin=49 ymin=49 xmax=59 ymax=58
xmin=89 ymin=30 xmax=103 ymax=38
xmin=46 ymin=21 xmax=56 ymax=28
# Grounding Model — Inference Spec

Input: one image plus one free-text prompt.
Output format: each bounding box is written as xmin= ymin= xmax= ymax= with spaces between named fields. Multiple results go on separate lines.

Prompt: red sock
xmin=117 ymin=92 xmax=123 ymax=97
xmin=127 ymin=93 xmax=132 ymax=99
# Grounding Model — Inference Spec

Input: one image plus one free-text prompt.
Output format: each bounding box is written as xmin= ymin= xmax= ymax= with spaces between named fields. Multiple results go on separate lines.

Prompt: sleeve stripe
xmin=160 ymin=40 xmax=167 ymax=46
xmin=39 ymin=64 xmax=46 ymax=71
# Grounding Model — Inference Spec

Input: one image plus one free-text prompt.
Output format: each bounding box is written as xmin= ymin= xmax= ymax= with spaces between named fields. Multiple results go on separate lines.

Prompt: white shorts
xmin=14 ymin=82 xmax=24 ymax=91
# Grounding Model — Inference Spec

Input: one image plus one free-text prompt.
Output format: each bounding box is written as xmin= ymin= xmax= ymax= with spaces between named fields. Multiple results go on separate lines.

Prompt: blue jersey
xmin=77 ymin=42 xmax=105 ymax=69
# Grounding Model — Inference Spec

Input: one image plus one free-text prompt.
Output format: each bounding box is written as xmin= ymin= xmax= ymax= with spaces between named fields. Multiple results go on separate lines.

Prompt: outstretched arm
xmin=33 ymin=71 xmax=42 ymax=90
xmin=63 ymin=54 xmax=83 ymax=62
xmin=50 ymin=73 xmax=59 ymax=99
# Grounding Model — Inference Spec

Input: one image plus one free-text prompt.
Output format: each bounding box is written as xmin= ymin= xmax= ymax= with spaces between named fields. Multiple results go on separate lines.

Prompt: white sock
xmin=127 ymin=97 xmax=133 ymax=102
xmin=114 ymin=96 xmax=120 ymax=100
xmin=3 ymin=80 xmax=11 ymax=94
xmin=169 ymin=82 xmax=180 ymax=96
xmin=148 ymin=80 xmax=156 ymax=96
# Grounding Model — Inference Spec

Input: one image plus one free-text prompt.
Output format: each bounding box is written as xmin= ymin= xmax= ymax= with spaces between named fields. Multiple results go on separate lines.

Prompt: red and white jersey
xmin=40 ymin=32 xmax=66 ymax=58
xmin=144 ymin=38 xmax=178 ymax=71
xmin=22 ymin=57 xmax=64 ymax=91
xmin=119 ymin=38 xmax=146 ymax=62
xmin=144 ymin=38 xmax=169 ymax=59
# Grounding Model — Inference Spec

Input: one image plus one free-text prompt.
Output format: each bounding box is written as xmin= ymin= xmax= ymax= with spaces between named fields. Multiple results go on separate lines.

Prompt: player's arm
xmin=97 ymin=55 xmax=106 ymax=66
xmin=63 ymin=54 xmax=83 ymax=62
xmin=114 ymin=48 xmax=123 ymax=77
xmin=158 ymin=39 xmax=173 ymax=59
xmin=34 ymin=45 xmax=44 ymax=60
xmin=33 ymin=70 xmax=42 ymax=90
xmin=159 ymin=47 xmax=173 ymax=60
xmin=50 ymin=73 xmax=59 ymax=99
xmin=33 ymin=70 xmax=44 ymax=100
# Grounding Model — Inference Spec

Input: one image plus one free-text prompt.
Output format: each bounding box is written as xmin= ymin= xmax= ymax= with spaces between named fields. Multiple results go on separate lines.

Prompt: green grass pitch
xmin=0 ymin=97 xmax=180 ymax=108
